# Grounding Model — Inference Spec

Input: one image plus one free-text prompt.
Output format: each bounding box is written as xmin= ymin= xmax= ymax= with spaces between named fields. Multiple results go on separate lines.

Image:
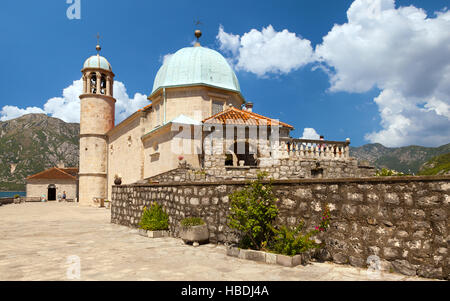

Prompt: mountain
xmin=418 ymin=153 xmax=450 ymax=176
xmin=0 ymin=114 xmax=79 ymax=191
xmin=350 ymin=143 xmax=450 ymax=174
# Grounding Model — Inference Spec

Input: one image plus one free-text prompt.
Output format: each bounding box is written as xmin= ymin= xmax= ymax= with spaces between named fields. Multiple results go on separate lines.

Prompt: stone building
xmin=26 ymin=167 xmax=78 ymax=201
xmin=78 ymin=30 xmax=374 ymax=206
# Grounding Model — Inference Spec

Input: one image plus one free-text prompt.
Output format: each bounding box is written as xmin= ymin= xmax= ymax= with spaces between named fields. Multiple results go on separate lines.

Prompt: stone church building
xmin=78 ymin=30 xmax=374 ymax=206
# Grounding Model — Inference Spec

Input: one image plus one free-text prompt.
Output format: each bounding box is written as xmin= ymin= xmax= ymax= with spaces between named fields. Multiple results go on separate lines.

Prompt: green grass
xmin=418 ymin=153 xmax=450 ymax=176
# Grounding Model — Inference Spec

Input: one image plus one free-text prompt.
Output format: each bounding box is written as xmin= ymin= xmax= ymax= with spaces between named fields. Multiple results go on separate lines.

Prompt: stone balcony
xmin=278 ymin=137 xmax=351 ymax=160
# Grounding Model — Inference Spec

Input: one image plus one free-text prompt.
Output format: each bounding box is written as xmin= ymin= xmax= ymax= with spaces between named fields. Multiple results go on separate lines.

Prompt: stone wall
xmin=111 ymin=176 xmax=450 ymax=279
xmin=140 ymin=156 xmax=375 ymax=185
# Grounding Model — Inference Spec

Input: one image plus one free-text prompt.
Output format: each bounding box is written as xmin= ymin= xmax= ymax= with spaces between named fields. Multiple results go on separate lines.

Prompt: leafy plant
xmin=268 ymin=205 xmax=331 ymax=256
xmin=14 ymin=194 xmax=20 ymax=199
xmin=181 ymin=217 xmax=205 ymax=227
xmin=375 ymin=168 xmax=407 ymax=176
xmin=138 ymin=202 xmax=169 ymax=231
xmin=227 ymin=172 xmax=279 ymax=250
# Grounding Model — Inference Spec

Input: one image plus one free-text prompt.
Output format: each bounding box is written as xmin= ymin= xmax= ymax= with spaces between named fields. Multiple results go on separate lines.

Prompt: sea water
xmin=0 ymin=191 xmax=26 ymax=198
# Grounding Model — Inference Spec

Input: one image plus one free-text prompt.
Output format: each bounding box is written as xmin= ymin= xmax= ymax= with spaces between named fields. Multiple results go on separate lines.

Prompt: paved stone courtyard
xmin=0 ymin=202 xmax=431 ymax=281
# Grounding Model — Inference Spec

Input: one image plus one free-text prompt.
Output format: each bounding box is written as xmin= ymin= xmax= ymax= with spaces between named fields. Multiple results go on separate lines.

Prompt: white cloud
xmin=0 ymin=79 xmax=149 ymax=124
xmin=300 ymin=128 xmax=321 ymax=140
xmin=315 ymin=0 xmax=450 ymax=146
xmin=113 ymin=82 xmax=149 ymax=122
xmin=0 ymin=106 xmax=45 ymax=121
xmin=217 ymin=25 xmax=314 ymax=76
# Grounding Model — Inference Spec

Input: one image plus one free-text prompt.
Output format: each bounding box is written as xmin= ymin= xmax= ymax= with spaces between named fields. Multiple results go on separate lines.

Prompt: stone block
xmin=349 ymin=256 xmax=365 ymax=268
xmin=226 ymin=246 xmax=240 ymax=258
xmin=384 ymin=193 xmax=400 ymax=205
xmin=147 ymin=230 xmax=170 ymax=238
xmin=276 ymin=254 xmax=294 ymax=267
xmin=391 ymin=260 xmax=417 ymax=276
xmin=265 ymin=252 xmax=277 ymax=264
xmin=333 ymin=252 xmax=348 ymax=264
xmin=383 ymin=247 xmax=399 ymax=259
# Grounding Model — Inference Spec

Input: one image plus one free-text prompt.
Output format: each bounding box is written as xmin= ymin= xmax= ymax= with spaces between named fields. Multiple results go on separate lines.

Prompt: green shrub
xmin=375 ymin=168 xmax=407 ymax=176
xmin=138 ymin=202 xmax=169 ymax=231
xmin=268 ymin=205 xmax=331 ymax=256
xmin=227 ymin=172 xmax=279 ymax=250
xmin=14 ymin=194 xmax=20 ymax=199
xmin=180 ymin=217 xmax=205 ymax=227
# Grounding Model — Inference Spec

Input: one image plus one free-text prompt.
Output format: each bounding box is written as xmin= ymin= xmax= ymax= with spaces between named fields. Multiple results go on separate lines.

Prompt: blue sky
xmin=0 ymin=0 xmax=449 ymax=147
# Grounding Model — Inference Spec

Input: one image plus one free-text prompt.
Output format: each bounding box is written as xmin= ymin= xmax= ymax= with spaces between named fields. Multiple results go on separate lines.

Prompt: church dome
xmin=152 ymin=46 xmax=240 ymax=94
xmin=83 ymin=54 xmax=112 ymax=71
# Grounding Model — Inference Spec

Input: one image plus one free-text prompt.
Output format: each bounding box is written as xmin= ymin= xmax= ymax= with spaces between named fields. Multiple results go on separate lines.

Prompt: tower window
xmin=90 ymin=73 xmax=97 ymax=94
xmin=100 ymin=74 xmax=106 ymax=95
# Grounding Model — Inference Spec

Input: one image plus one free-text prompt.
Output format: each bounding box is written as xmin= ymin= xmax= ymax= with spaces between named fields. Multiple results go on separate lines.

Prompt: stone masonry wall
xmin=140 ymin=157 xmax=375 ymax=185
xmin=111 ymin=176 xmax=450 ymax=279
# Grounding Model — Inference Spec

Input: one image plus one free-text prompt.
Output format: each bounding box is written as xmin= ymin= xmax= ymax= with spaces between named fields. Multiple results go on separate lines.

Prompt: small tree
xmin=227 ymin=172 xmax=278 ymax=250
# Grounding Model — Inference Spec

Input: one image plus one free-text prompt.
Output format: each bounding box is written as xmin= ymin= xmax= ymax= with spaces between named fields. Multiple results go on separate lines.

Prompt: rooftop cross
xmin=96 ymin=33 xmax=102 ymax=53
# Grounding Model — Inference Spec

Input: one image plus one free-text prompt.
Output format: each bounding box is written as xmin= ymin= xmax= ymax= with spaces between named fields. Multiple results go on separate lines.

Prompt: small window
xmin=90 ymin=73 xmax=97 ymax=94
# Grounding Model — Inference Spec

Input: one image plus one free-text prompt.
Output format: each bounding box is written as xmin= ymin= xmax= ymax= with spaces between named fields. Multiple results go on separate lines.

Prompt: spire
xmin=194 ymin=29 xmax=202 ymax=47
xmin=96 ymin=33 xmax=102 ymax=54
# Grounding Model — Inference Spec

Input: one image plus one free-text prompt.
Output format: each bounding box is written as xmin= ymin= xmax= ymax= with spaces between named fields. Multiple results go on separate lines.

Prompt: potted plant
xmin=13 ymin=194 xmax=21 ymax=204
xmin=180 ymin=217 xmax=209 ymax=246
xmin=138 ymin=202 xmax=170 ymax=238
xmin=114 ymin=174 xmax=122 ymax=185
xmin=104 ymin=199 xmax=111 ymax=209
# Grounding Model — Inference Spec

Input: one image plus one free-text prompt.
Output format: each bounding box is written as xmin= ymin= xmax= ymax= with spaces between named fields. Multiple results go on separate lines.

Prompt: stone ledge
xmin=119 ymin=175 xmax=450 ymax=188
xmin=227 ymin=246 xmax=311 ymax=267
xmin=138 ymin=229 xmax=170 ymax=238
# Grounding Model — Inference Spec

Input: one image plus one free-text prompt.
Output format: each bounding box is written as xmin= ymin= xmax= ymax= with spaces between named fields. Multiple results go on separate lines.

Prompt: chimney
xmin=245 ymin=102 xmax=253 ymax=112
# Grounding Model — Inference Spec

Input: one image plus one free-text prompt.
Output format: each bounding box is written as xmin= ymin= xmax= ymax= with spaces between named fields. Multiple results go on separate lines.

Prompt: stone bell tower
xmin=79 ymin=41 xmax=115 ymax=206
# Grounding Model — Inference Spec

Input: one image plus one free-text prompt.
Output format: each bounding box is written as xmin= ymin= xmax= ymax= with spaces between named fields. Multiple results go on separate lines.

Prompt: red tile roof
xmin=138 ymin=103 xmax=152 ymax=112
xmin=26 ymin=167 xmax=78 ymax=181
xmin=203 ymin=106 xmax=294 ymax=129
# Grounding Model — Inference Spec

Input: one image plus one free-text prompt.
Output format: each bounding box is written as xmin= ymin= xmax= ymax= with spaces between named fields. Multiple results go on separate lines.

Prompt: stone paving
xmin=0 ymin=202 xmax=431 ymax=281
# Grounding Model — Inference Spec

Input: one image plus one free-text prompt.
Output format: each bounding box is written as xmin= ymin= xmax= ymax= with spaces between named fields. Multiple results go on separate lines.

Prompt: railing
xmin=279 ymin=138 xmax=351 ymax=160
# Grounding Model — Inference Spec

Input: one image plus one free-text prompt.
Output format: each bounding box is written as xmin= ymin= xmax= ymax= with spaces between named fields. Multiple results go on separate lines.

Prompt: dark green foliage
xmin=267 ymin=205 xmax=331 ymax=256
xmin=227 ymin=172 xmax=279 ymax=250
xmin=180 ymin=217 xmax=205 ymax=227
xmin=268 ymin=223 xmax=320 ymax=256
xmin=138 ymin=202 xmax=169 ymax=231
xmin=418 ymin=153 xmax=450 ymax=175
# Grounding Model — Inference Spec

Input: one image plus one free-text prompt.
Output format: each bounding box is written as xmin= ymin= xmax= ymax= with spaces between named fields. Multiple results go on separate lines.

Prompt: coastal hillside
xmin=417 ymin=153 xmax=450 ymax=176
xmin=0 ymin=114 xmax=79 ymax=191
xmin=350 ymin=143 xmax=450 ymax=174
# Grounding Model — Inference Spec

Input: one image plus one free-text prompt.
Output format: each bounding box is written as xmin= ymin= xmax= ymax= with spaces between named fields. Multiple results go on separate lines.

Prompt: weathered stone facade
xmin=112 ymin=176 xmax=450 ymax=279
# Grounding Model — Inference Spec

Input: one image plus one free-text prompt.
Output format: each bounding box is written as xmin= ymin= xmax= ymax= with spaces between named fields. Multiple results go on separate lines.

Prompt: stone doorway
xmin=47 ymin=184 xmax=56 ymax=201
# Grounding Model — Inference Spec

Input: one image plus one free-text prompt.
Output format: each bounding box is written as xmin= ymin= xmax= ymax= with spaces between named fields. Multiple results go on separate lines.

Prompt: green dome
xmin=83 ymin=54 xmax=112 ymax=71
xmin=152 ymin=46 xmax=240 ymax=94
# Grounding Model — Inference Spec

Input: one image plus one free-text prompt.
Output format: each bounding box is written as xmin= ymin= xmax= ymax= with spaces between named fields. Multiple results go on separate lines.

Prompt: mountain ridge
xmin=0 ymin=113 xmax=448 ymax=191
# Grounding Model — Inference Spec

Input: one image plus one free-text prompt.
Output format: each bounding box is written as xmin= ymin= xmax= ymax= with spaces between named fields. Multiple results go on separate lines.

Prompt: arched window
xmin=90 ymin=73 xmax=97 ymax=94
xmin=100 ymin=74 xmax=107 ymax=95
